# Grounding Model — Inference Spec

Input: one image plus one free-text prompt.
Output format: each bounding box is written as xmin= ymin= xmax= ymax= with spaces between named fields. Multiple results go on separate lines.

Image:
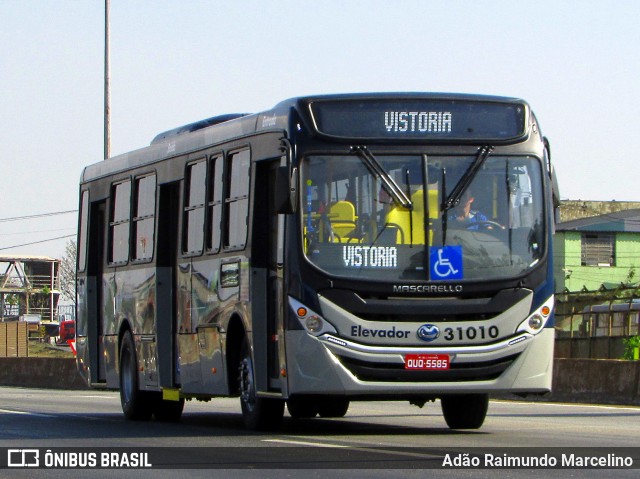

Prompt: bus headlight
xmin=517 ymin=296 xmax=554 ymax=336
xmin=289 ymin=297 xmax=337 ymax=336
xmin=305 ymin=315 xmax=323 ymax=333
xmin=528 ymin=314 xmax=544 ymax=331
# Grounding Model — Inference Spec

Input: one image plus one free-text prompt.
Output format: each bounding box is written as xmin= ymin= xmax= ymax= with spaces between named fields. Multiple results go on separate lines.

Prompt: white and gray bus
xmin=76 ymin=93 xmax=559 ymax=430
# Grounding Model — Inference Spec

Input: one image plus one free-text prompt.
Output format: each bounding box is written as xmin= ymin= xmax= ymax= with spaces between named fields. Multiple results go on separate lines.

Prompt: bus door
xmin=86 ymin=200 xmax=106 ymax=384
xmin=156 ymin=182 xmax=180 ymax=389
xmin=251 ymin=159 xmax=286 ymax=394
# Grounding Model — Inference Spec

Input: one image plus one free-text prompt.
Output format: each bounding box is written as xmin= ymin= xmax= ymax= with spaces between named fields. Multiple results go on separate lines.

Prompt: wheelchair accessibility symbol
xmin=430 ymin=246 xmax=463 ymax=280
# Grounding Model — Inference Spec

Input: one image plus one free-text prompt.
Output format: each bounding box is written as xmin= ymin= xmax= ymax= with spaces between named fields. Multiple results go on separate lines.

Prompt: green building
xmin=554 ymin=208 xmax=640 ymax=292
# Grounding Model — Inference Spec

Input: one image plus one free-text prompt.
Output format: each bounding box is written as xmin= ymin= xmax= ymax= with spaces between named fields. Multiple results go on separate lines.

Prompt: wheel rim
xmin=239 ymin=357 xmax=256 ymax=413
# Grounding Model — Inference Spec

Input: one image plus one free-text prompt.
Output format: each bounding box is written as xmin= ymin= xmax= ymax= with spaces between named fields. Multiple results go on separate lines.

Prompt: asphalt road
xmin=0 ymin=386 xmax=638 ymax=478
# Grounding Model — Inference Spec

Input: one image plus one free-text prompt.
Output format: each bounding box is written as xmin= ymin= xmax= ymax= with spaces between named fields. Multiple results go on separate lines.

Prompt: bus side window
xmin=183 ymin=160 xmax=206 ymax=255
xmin=133 ymin=174 xmax=156 ymax=261
xmin=109 ymin=180 xmax=131 ymax=264
xmin=224 ymin=149 xmax=250 ymax=250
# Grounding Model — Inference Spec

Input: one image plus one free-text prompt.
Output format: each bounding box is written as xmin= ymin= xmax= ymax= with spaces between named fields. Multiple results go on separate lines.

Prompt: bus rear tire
xmin=119 ymin=330 xmax=152 ymax=421
xmin=152 ymin=394 xmax=185 ymax=422
xmin=317 ymin=398 xmax=349 ymax=418
xmin=440 ymin=394 xmax=489 ymax=429
xmin=238 ymin=340 xmax=284 ymax=430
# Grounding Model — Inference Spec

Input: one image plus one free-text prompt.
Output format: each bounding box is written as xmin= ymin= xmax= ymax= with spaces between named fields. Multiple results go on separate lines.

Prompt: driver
xmin=450 ymin=190 xmax=488 ymax=227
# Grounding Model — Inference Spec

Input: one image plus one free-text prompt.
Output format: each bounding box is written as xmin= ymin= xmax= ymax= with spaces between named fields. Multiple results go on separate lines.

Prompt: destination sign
xmin=308 ymin=98 xmax=527 ymax=141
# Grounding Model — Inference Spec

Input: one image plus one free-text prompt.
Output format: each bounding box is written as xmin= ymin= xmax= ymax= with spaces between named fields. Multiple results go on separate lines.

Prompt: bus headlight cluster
xmin=517 ymin=297 xmax=554 ymax=335
xmin=289 ymin=297 xmax=337 ymax=337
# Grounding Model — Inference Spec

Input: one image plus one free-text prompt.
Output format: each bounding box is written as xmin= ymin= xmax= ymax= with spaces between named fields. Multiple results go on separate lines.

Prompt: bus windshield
xmin=301 ymin=153 xmax=545 ymax=282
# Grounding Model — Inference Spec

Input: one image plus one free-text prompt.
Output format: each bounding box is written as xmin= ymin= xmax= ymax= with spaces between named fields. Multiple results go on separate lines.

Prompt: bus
xmin=76 ymin=93 xmax=560 ymax=430
xmin=579 ymin=302 xmax=640 ymax=338
xmin=555 ymin=301 xmax=640 ymax=359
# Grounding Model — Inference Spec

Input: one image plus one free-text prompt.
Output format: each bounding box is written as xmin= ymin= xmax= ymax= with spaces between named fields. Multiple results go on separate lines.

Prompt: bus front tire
xmin=119 ymin=330 xmax=152 ymax=421
xmin=287 ymin=396 xmax=318 ymax=418
xmin=317 ymin=398 xmax=349 ymax=418
xmin=287 ymin=396 xmax=349 ymax=419
xmin=238 ymin=340 xmax=284 ymax=430
xmin=440 ymin=394 xmax=489 ymax=429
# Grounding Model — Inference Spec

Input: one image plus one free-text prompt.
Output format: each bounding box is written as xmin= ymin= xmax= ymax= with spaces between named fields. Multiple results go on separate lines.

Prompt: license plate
xmin=404 ymin=354 xmax=450 ymax=370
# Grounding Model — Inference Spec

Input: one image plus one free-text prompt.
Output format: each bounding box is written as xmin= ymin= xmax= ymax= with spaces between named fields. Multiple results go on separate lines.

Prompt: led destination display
xmin=308 ymin=97 xmax=528 ymax=141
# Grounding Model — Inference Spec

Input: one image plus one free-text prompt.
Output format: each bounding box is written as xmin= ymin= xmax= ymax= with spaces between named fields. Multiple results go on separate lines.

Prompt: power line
xmin=0 ymin=234 xmax=75 ymax=252
xmin=0 ymin=210 xmax=78 ymax=223
xmin=0 ymin=227 xmax=76 ymax=237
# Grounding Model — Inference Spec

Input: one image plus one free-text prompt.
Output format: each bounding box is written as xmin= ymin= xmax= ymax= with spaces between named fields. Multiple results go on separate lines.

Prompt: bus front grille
xmin=335 ymin=354 xmax=520 ymax=383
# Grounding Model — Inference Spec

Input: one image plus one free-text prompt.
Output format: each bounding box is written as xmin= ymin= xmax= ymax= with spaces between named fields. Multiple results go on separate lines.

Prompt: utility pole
xmin=104 ymin=0 xmax=111 ymax=160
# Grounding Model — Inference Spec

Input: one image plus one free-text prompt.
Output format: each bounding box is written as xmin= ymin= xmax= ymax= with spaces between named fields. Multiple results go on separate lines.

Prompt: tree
xmin=59 ymin=240 xmax=76 ymax=305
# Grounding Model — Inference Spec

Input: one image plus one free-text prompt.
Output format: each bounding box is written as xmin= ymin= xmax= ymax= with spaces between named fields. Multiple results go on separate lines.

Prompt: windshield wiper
xmin=442 ymin=145 xmax=494 ymax=211
xmin=351 ymin=145 xmax=412 ymax=210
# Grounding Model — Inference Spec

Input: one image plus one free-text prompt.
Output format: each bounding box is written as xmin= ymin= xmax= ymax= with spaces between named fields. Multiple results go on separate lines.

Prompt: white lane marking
xmin=263 ymin=439 xmax=347 ymax=448
xmin=493 ymin=400 xmax=640 ymax=412
xmin=263 ymin=439 xmax=442 ymax=460
xmin=67 ymin=395 xmax=118 ymax=399
xmin=0 ymin=408 xmax=57 ymax=418
xmin=0 ymin=408 xmax=121 ymax=422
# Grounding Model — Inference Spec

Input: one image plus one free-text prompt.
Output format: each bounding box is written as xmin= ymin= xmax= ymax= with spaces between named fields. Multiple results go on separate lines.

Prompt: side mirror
xmin=544 ymin=137 xmax=561 ymax=223
xmin=274 ymin=166 xmax=298 ymax=214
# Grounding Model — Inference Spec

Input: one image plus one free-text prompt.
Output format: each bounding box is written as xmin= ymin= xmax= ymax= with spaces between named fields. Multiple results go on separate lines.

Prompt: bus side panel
xmin=125 ymin=266 xmax=158 ymax=388
xmin=504 ymin=328 xmax=554 ymax=392
xmin=102 ymin=271 xmax=119 ymax=389
xmin=177 ymin=253 xmax=247 ymax=396
xmin=197 ymin=325 xmax=227 ymax=394
xmin=193 ymin=256 xmax=228 ymax=395
xmin=127 ymin=267 xmax=157 ymax=335
xmin=102 ymin=266 xmax=160 ymax=390
xmin=176 ymin=258 xmax=208 ymax=394
xmin=176 ymin=333 xmax=201 ymax=392
xmin=285 ymin=331 xmax=348 ymax=394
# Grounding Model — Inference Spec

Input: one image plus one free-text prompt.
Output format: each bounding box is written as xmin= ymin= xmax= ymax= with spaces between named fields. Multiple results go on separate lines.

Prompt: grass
xmin=28 ymin=340 xmax=75 ymax=358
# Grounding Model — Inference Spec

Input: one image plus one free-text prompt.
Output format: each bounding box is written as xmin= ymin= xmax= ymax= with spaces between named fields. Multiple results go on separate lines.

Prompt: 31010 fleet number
xmin=443 ymin=325 xmax=499 ymax=341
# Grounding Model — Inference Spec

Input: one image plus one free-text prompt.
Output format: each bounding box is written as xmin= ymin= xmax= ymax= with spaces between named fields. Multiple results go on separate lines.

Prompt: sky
xmin=1 ymin=0 xmax=639 ymax=260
